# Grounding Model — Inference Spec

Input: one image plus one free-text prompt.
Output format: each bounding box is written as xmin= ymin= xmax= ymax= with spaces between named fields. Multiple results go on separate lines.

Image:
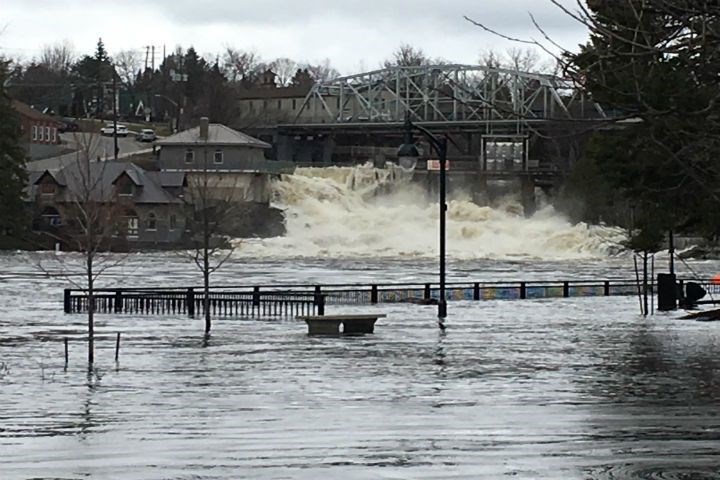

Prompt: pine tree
xmin=566 ymin=1 xmax=720 ymax=244
xmin=0 ymin=61 xmax=29 ymax=248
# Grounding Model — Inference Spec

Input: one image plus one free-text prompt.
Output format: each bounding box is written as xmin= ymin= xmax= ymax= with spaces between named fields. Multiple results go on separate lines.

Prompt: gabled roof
xmin=156 ymin=123 xmax=271 ymax=149
xmin=33 ymin=169 xmax=67 ymax=186
xmin=47 ymin=161 xmax=184 ymax=205
xmin=11 ymin=100 xmax=62 ymax=125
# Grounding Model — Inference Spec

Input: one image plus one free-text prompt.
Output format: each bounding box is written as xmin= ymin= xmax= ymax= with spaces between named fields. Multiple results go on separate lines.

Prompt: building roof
xmin=11 ymin=100 xmax=62 ymax=125
xmin=36 ymin=161 xmax=184 ymax=205
xmin=156 ymin=124 xmax=271 ymax=149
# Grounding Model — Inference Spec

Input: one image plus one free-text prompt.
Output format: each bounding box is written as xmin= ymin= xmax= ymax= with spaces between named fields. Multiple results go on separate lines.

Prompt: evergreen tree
xmin=0 ymin=61 xmax=29 ymax=248
xmin=566 ymin=1 xmax=720 ymax=245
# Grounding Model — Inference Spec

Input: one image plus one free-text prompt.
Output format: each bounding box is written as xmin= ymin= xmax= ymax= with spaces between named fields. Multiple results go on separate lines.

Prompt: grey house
xmin=156 ymin=121 xmax=273 ymax=172
xmin=31 ymin=162 xmax=187 ymax=247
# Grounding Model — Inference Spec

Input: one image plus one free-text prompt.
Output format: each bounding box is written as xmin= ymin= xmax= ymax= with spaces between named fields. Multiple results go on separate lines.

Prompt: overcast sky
xmin=1 ymin=0 xmax=589 ymax=74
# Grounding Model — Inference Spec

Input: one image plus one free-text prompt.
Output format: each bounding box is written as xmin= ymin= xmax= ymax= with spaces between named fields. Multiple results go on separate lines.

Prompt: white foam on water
xmin=234 ymin=164 xmax=626 ymax=260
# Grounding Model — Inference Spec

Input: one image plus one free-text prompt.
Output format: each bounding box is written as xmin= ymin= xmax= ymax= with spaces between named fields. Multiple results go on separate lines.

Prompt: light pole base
xmin=438 ymin=300 xmax=447 ymax=319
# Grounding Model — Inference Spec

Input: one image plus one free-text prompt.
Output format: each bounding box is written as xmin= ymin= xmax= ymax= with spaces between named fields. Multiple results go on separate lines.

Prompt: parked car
xmin=135 ymin=128 xmax=157 ymax=142
xmin=100 ymin=123 xmax=129 ymax=137
xmin=58 ymin=117 xmax=79 ymax=133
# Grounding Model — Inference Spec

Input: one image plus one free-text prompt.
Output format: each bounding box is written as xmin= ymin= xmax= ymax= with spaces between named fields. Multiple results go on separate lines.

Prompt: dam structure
xmin=251 ymin=64 xmax=612 ymax=214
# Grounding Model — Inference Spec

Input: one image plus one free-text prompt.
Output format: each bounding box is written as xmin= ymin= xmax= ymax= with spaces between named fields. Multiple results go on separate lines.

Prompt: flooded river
xmin=2 ymin=253 xmax=720 ymax=479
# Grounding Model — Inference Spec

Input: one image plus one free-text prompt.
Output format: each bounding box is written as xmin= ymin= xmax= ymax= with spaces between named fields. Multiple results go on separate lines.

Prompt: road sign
xmin=427 ymin=160 xmax=450 ymax=171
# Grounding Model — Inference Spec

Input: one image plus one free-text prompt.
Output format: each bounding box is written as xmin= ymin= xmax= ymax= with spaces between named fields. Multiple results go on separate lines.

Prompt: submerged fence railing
xmin=59 ymin=278 xmax=694 ymax=318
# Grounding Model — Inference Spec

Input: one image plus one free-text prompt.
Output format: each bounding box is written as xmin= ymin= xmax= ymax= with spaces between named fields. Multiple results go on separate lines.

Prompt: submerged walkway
xmin=62 ymin=279 xmax=667 ymax=318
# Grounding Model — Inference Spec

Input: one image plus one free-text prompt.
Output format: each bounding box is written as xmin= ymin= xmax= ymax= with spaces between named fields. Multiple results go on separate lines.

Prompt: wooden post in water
xmin=114 ymin=290 xmax=122 ymax=313
xmin=115 ymin=332 xmax=121 ymax=362
xmin=520 ymin=282 xmax=527 ymax=300
xmin=64 ymin=337 xmax=68 ymax=364
xmin=63 ymin=289 xmax=71 ymax=313
xmin=563 ymin=281 xmax=570 ymax=298
xmin=370 ymin=285 xmax=378 ymax=304
xmin=187 ymin=288 xmax=195 ymax=318
xmin=424 ymin=283 xmax=431 ymax=300
xmin=604 ymin=280 xmax=610 ymax=296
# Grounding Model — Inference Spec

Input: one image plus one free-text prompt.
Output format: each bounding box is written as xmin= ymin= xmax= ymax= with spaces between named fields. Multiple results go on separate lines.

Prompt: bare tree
xmin=180 ymin=120 xmax=247 ymax=334
xmin=384 ymin=43 xmax=429 ymax=68
xmin=304 ymin=59 xmax=340 ymax=83
xmin=268 ymin=57 xmax=299 ymax=87
xmin=222 ymin=47 xmax=263 ymax=84
xmin=39 ymin=40 xmax=75 ymax=75
xmin=36 ymin=131 xmax=128 ymax=365
xmin=113 ymin=49 xmax=143 ymax=87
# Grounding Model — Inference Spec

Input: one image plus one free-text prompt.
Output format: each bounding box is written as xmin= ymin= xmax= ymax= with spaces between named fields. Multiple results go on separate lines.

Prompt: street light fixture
xmin=397 ymin=112 xmax=448 ymax=325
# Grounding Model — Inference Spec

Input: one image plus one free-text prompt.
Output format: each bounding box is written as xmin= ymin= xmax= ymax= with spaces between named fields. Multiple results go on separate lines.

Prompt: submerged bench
xmin=298 ymin=314 xmax=387 ymax=335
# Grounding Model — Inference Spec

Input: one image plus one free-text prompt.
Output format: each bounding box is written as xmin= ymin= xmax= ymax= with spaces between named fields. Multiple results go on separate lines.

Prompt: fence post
xmin=187 ymin=288 xmax=195 ymax=318
xmin=563 ymin=281 xmax=570 ymax=298
xmin=114 ymin=290 xmax=123 ymax=313
xmin=63 ymin=289 xmax=71 ymax=313
xmin=473 ymin=282 xmax=480 ymax=301
xmin=371 ymin=285 xmax=378 ymax=304
xmin=315 ymin=294 xmax=325 ymax=316
xmin=424 ymin=283 xmax=431 ymax=300
xmin=520 ymin=282 xmax=527 ymax=300
xmin=604 ymin=280 xmax=610 ymax=296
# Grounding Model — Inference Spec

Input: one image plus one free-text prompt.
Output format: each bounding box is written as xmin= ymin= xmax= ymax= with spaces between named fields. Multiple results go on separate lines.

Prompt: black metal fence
xmin=63 ymin=278 xmax=654 ymax=318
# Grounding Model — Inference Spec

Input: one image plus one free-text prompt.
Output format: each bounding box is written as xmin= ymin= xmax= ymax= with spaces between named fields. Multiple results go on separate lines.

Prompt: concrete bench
xmin=297 ymin=314 xmax=387 ymax=335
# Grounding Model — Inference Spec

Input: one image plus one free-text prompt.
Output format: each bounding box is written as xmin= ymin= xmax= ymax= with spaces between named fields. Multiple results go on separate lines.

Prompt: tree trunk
xmin=204 ymin=245 xmax=211 ymax=334
xmin=87 ymin=255 xmax=95 ymax=365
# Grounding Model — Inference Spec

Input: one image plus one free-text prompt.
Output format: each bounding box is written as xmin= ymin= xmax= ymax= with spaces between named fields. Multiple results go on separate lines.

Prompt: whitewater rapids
xmin=235 ymin=164 xmax=626 ymax=260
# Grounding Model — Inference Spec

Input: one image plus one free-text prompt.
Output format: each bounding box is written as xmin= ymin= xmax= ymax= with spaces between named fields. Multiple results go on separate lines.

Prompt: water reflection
xmin=575 ymin=319 xmax=720 ymax=478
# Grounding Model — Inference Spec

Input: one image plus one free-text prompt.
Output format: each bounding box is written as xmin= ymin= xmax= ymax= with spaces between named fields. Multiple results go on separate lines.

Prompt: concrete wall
xmin=185 ymin=172 xmax=272 ymax=204
xmin=158 ymin=145 xmax=267 ymax=171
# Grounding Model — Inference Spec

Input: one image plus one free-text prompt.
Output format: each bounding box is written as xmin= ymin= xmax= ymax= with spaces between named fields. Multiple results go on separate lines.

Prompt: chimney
xmin=199 ymin=117 xmax=209 ymax=140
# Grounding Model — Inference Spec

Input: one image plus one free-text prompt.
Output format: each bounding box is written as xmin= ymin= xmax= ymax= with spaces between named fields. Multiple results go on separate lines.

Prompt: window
xmin=52 ymin=128 xmax=57 ymax=143
xmin=40 ymin=182 xmax=57 ymax=195
xmin=40 ymin=206 xmax=61 ymax=226
xmin=146 ymin=212 xmax=157 ymax=231
xmin=124 ymin=210 xmax=139 ymax=237
xmin=185 ymin=148 xmax=194 ymax=163
xmin=292 ymin=99 xmax=297 ymax=110
xmin=277 ymin=99 xmax=282 ymax=110
xmin=169 ymin=214 xmax=177 ymax=231
xmin=213 ymin=149 xmax=223 ymax=164
xmin=118 ymin=180 xmax=133 ymax=196
xmin=38 ymin=126 xmax=44 ymax=142
xmin=45 ymin=126 xmax=50 ymax=142
xmin=32 ymin=126 xmax=37 ymax=141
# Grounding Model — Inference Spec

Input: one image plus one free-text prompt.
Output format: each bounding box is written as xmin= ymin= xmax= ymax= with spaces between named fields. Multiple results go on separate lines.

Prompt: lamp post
xmin=397 ymin=112 xmax=448 ymax=324
xmin=153 ymin=94 xmax=180 ymax=133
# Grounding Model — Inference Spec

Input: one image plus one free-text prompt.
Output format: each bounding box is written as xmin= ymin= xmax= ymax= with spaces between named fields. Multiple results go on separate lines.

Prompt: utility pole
xmin=144 ymin=46 xmax=150 ymax=71
xmin=112 ymin=73 xmax=118 ymax=161
xmin=151 ymin=45 xmax=155 ymax=71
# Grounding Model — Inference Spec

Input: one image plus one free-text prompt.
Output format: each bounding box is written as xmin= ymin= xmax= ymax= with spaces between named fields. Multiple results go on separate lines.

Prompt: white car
xmin=100 ymin=123 xmax=129 ymax=137
xmin=136 ymin=128 xmax=157 ymax=142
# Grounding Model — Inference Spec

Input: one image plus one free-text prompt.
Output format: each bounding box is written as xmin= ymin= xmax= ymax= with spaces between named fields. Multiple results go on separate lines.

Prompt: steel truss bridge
xmin=288 ymin=64 xmax=606 ymax=130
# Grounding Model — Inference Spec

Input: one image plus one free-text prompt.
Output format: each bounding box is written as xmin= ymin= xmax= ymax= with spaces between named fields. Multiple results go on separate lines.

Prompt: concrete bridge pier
xmin=521 ymin=176 xmax=536 ymax=217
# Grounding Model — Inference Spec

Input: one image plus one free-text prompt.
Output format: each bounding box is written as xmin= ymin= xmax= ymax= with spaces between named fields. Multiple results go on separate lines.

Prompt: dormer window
xmin=118 ymin=181 xmax=134 ymax=196
xmin=185 ymin=148 xmax=194 ymax=163
xmin=213 ymin=149 xmax=223 ymax=164
xmin=40 ymin=182 xmax=57 ymax=195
